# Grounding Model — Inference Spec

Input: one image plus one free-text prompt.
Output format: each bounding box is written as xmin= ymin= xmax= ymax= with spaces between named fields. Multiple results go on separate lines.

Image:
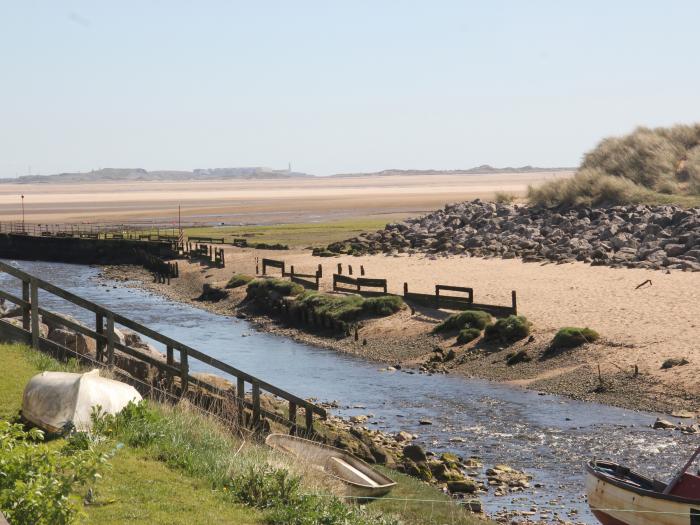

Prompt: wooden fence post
xmin=21 ymin=279 xmax=30 ymax=330
xmin=511 ymin=290 xmax=518 ymax=316
xmin=337 ymin=263 xmax=342 ymax=275
xmin=317 ymin=264 xmax=322 ymax=278
xmin=180 ymin=349 xmax=189 ymax=396
xmin=252 ymin=383 xmax=261 ymax=427
xmin=106 ymin=314 xmax=115 ymax=368
xmin=166 ymin=345 xmax=174 ymax=391
xmin=30 ymin=278 xmax=39 ymax=350
xmin=237 ymin=377 xmax=245 ymax=425
xmin=348 ymin=265 xmax=353 ymax=276
xmin=95 ymin=313 xmax=104 ymax=362
xmin=305 ymin=407 xmax=313 ymax=434
xmin=288 ymin=401 xmax=297 ymax=432
xmin=403 ymin=282 xmax=408 ymax=296
xmin=360 ymin=265 xmax=365 ymax=276
xmin=435 ymin=285 xmax=440 ymax=309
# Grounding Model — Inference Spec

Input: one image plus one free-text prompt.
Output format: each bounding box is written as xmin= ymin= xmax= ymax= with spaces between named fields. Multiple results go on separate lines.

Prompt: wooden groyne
xmin=0 ymin=261 xmax=325 ymax=434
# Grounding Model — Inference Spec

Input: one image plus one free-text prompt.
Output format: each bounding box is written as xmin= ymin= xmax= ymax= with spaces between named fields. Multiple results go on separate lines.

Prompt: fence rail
xmin=0 ymin=261 xmax=325 ymax=433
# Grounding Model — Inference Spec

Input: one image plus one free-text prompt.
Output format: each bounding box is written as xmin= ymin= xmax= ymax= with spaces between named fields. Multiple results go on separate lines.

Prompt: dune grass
xmin=225 ymin=273 xmax=255 ymax=289
xmin=551 ymin=327 xmax=600 ymax=349
xmin=529 ymin=123 xmax=700 ymax=207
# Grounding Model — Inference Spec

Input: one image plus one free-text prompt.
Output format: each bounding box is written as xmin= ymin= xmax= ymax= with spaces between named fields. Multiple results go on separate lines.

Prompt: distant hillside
xmin=330 ymin=165 xmax=575 ymax=178
xmin=1 ymin=167 xmax=314 ymax=184
xmin=1 ymin=164 xmax=573 ymax=183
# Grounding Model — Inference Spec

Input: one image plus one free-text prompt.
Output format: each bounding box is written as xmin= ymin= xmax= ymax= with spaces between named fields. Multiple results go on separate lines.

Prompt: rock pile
xmin=325 ymin=201 xmax=700 ymax=271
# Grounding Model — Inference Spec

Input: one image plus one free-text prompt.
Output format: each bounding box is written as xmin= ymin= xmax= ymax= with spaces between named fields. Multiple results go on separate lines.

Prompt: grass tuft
xmin=246 ymin=278 xmax=305 ymax=302
xmin=551 ymin=327 xmax=600 ymax=349
xmin=226 ymin=274 xmax=255 ymax=289
xmin=433 ymin=310 xmax=492 ymax=333
xmin=484 ymin=315 xmax=531 ymax=343
xmin=456 ymin=327 xmax=481 ymax=345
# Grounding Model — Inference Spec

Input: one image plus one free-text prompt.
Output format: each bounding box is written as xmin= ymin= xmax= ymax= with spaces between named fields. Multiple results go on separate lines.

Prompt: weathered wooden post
xmin=95 ymin=313 xmax=104 ymax=362
xmin=435 ymin=285 xmax=440 ymax=309
xmin=337 ymin=263 xmax=342 ymax=275
xmin=305 ymin=407 xmax=313 ymax=434
xmin=317 ymin=264 xmax=322 ymax=277
xmin=288 ymin=401 xmax=297 ymax=432
xmin=403 ymin=282 xmax=408 ymax=296
xmin=237 ymin=377 xmax=245 ymax=425
xmin=360 ymin=265 xmax=365 ymax=276
xmin=106 ymin=314 xmax=115 ymax=368
xmin=511 ymin=290 xmax=518 ymax=316
xmin=180 ymin=348 xmax=189 ymax=396
xmin=21 ymin=279 xmax=30 ymax=330
xmin=252 ymin=383 xmax=261 ymax=427
xmin=30 ymin=278 xmax=39 ymax=350
xmin=290 ymin=265 xmax=294 ymax=275
xmin=166 ymin=345 xmax=174 ymax=391
xmin=348 ymin=265 xmax=353 ymax=276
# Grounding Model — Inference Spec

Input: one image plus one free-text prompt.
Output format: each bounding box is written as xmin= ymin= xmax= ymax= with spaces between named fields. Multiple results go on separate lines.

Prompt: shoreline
xmin=100 ymin=260 xmax=700 ymax=416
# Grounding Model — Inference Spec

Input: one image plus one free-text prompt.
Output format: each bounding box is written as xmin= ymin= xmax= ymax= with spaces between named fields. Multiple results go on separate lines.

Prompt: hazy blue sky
xmin=2 ymin=1 xmax=699 ymax=177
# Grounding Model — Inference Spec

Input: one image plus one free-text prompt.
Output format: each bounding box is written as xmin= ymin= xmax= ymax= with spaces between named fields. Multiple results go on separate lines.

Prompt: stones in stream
xmin=320 ymin=200 xmax=700 ymax=272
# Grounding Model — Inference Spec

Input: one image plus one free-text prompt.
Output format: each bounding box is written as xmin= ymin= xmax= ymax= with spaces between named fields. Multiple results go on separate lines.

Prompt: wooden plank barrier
xmin=0 ymin=260 xmax=326 ymax=434
xmin=188 ymin=236 xmax=225 ymax=244
xmin=403 ymin=282 xmax=517 ymax=317
xmin=332 ymin=274 xmax=388 ymax=294
xmin=288 ymin=265 xmax=321 ymax=290
xmin=262 ymin=258 xmax=285 ymax=276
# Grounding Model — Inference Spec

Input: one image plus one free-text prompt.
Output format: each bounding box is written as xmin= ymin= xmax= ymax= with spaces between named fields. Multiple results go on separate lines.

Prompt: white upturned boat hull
xmin=266 ymin=433 xmax=396 ymax=498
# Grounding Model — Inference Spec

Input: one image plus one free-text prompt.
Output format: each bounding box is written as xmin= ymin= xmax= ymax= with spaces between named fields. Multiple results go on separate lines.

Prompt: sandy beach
xmin=108 ymin=245 xmax=700 ymax=414
xmin=0 ymin=171 xmax=571 ymax=224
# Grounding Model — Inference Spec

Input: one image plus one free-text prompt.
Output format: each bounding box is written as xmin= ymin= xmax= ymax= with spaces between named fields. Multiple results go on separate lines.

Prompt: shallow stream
xmin=1 ymin=260 xmax=696 ymax=523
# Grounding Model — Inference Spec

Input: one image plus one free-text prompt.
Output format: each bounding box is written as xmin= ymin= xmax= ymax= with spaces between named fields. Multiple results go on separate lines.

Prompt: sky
xmin=1 ymin=1 xmax=700 ymax=177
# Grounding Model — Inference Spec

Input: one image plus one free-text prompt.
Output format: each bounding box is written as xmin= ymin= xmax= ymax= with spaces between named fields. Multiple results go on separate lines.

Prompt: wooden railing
xmin=0 ymin=261 xmax=326 ymax=433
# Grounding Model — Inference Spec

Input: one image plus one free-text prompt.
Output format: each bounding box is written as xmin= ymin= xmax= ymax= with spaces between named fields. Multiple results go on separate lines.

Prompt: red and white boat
xmin=586 ymin=448 xmax=700 ymax=525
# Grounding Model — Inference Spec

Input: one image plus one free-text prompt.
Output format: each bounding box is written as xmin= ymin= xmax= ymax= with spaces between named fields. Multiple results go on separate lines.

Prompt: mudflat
xmin=0 ymin=171 xmax=571 ymax=224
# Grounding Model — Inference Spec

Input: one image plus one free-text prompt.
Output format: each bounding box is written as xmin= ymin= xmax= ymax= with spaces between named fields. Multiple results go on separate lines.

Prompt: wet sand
xmin=0 ymin=171 xmax=571 ymax=224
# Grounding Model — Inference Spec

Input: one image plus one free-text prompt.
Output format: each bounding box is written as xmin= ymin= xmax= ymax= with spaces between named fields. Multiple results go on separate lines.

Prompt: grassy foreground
xmin=0 ymin=343 xmax=489 ymax=525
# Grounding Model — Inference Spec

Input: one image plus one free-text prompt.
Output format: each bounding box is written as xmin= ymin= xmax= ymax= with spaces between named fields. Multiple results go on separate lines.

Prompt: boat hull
xmin=586 ymin=465 xmax=700 ymax=525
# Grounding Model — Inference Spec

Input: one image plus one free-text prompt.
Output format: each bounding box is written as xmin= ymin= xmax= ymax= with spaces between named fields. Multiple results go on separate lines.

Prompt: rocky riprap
xmin=323 ymin=200 xmax=700 ymax=271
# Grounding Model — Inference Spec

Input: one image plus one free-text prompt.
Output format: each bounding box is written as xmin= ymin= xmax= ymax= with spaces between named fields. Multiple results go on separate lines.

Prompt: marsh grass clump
xmin=225 ymin=274 xmax=254 ymax=289
xmin=506 ymin=349 xmax=531 ymax=365
xmin=433 ymin=310 xmax=491 ymax=333
xmin=456 ymin=327 xmax=481 ymax=345
xmin=296 ymin=292 xmax=403 ymax=323
xmin=484 ymin=315 xmax=531 ymax=343
xmin=246 ymin=278 xmax=304 ymax=302
xmin=551 ymin=327 xmax=600 ymax=349
xmin=362 ymin=295 xmax=404 ymax=316
xmin=529 ymin=123 xmax=700 ymax=206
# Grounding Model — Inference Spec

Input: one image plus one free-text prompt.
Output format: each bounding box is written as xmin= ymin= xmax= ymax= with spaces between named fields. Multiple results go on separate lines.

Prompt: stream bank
xmin=100 ymin=261 xmax=700 ymax=415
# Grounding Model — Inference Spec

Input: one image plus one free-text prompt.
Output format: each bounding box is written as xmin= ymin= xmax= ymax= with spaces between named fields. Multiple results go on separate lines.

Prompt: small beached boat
xmin=265 ymin=433 xmax=397 ymax=498
xmin=22 ymin=369 xmax=142 ymax=433
xmin=586 ymin=453 xmax=700 ymax=525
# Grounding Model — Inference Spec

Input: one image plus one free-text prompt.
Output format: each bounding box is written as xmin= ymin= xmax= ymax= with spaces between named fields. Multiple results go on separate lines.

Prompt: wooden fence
xmin=288 ymin=264 xmax=322 ymax=291
xmin=332 ymin=274 xmax=388 ymax=295
xmin=0 ymin=261 xmax=326 ymax=434
xmin=402 ymin=282 xmax=517 ymax=316
xmin=262 ymin=258 xmax=285 ymax=276
xmin=188 ymin=236 xmax=225 ymax=244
